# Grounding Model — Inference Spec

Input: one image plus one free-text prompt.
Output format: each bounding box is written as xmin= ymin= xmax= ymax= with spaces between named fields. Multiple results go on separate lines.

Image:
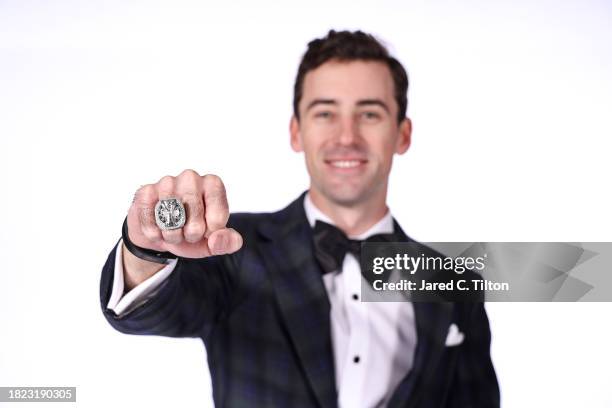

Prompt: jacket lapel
xmin=387 ymin=220 xmax=455 ymax=407
xmin=257 ymin=193 xmax=338 ymax=408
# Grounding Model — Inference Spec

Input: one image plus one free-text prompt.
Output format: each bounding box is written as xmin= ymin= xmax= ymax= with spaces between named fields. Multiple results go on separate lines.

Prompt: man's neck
xmin=308 ymin=188 xmax=389 ymax=236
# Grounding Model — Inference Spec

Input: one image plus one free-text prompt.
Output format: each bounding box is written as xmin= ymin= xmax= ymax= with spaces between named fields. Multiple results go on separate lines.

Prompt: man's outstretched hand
xmin=127 ymin=169 xmax=243 ymax=259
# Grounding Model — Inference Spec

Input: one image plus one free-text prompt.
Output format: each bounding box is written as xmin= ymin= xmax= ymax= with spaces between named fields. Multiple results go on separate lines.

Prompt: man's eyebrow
xmin=356 ymin=99 xmax=390 ymax=113
xmin=305 ymin=99 xmax=337 ymax=112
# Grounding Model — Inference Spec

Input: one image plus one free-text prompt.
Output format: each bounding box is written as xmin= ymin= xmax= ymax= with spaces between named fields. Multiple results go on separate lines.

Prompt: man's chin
xmin=319 ymin=186 xmax=372 ymax=207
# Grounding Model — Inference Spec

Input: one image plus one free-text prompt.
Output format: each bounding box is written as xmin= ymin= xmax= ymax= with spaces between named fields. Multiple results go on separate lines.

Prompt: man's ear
xmin=290 ymin=116 xmax=303 ymax=152
xmin=395 ymin=117 xmax=412 ymax=154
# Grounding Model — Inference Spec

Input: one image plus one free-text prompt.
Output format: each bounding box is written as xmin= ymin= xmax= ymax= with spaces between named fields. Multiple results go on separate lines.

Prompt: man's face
xmin=291 ymin=59 xmax=411 ymax=207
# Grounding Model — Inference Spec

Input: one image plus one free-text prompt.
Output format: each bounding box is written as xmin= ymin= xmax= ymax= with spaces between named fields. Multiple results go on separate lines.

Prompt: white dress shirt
xmin=108 ymin=194 xmax=417 ymax=408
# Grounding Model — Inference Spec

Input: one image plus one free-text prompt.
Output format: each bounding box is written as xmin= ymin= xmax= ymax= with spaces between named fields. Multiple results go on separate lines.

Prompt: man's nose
xmin=337 ymin=118 xmax=360 ymax=146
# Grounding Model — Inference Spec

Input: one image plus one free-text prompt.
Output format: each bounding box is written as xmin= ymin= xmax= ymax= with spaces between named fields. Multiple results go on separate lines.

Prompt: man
xmin=100 ymin=30 xmax=500 ymax=407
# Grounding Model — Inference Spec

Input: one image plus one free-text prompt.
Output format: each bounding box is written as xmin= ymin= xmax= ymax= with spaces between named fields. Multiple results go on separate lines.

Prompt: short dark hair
xmin=293 ymin=29 xmax=409 ymax=124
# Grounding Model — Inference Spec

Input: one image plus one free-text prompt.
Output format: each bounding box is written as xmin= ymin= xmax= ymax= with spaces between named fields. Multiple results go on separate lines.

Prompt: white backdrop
xmin=1 ymin=1 xmax=611 ymax=407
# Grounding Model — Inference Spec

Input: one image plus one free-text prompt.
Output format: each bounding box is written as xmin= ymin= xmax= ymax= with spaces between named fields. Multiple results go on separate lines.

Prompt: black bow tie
xmin=313 ymin=220 xmax=400 ymax=275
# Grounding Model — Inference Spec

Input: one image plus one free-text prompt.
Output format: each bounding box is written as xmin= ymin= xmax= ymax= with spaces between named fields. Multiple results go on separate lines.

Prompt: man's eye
xmin=361 ymin=111 xmax=381 ymax=120
xmin=315 ymin=111 xmax=333 ymax=118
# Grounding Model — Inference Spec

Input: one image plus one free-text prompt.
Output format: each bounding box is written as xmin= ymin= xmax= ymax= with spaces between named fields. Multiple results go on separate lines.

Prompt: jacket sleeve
xmin=99 ymin=230 xmax=247 ymax=339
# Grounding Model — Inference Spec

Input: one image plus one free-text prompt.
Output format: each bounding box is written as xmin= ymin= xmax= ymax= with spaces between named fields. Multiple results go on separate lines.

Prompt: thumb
xmin=208 ymin=228 xmax=243 ymax=255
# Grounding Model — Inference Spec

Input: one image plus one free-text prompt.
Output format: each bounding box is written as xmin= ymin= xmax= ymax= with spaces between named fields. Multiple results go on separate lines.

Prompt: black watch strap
xmin=121 ymin=217 xmax=178 ymax=264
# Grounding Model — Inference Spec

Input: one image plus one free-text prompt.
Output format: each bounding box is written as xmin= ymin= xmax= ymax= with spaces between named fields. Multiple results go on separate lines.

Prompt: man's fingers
xmin=207 ymin=228 xmax=243 ymax=255
xmin=127 ymin=171 xmax=237 ymax=259
xmin=182 ymin=193 xmax=206 ymax=243
xmin=133 ymin=184 xmax=162 ymax=243
xmin=176 ymin=170 xmax=206 ymax=243
xmin=201 ymin=174 xmax=229 ymax=236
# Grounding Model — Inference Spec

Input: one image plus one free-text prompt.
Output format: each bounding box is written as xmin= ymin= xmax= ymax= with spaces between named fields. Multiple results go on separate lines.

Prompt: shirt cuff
xmin=106 ymin=238 xmax=178 ymax=316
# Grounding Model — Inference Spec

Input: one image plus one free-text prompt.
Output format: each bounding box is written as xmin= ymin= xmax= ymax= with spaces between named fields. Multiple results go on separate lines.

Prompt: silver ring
xmin=155 ymin=197 xmax=186 ymax=231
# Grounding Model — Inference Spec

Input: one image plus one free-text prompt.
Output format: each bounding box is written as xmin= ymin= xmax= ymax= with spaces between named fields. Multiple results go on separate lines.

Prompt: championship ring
xmin=155 ymin=197 xmax=186 ymax=230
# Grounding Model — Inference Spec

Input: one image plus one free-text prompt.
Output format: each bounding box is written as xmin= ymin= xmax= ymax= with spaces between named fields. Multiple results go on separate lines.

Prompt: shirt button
xmin=353 ymin=355 xmax=360 ymax=363
xmin=352 ymin=294 xmax=359 ymax=301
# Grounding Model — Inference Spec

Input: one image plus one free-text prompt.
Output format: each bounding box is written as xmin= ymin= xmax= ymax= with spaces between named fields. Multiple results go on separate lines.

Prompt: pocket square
xmin=445 ymin=323 xmax=465 ymax=347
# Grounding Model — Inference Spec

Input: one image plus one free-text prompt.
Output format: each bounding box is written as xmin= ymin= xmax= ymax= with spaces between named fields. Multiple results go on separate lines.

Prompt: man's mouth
xmin=324 ymin=159 xmax=368 ymax=169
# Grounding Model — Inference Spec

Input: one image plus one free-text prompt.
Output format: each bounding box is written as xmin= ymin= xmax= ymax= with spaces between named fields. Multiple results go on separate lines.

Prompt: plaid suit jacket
xmin=100 ymin=192 xmax=500 ymax=407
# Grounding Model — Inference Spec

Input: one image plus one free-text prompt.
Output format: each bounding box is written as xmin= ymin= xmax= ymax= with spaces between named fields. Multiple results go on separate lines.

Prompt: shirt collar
xmin=303 ymin=192 xmax=394 ymax=239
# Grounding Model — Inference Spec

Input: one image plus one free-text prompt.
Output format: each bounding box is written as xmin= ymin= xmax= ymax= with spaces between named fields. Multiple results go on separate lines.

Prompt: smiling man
xmin=290 ymin=58 xmax=411 ymax=235
xmin=100 ymin=30 xmax=500 ymax=407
